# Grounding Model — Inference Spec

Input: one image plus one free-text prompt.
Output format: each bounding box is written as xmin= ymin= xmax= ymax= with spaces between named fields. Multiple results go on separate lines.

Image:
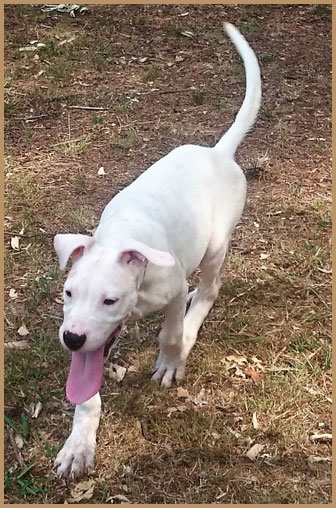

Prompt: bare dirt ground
xmin=4 ymin=4 xmax=332 ymax=504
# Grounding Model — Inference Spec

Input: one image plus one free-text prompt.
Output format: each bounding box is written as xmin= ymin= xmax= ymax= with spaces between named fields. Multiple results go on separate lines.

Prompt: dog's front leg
xmin=152 ymin=285 xmax=188 ymax=387
xmin=54 ymin=392 xmax=101 ymax=478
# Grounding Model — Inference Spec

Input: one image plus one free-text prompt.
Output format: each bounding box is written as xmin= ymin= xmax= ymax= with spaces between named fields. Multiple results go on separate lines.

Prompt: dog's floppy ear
xmin=118 ymin=240 xmax=175 ymax=268
xmin=54 ymin=234 xmax=94 ymax=271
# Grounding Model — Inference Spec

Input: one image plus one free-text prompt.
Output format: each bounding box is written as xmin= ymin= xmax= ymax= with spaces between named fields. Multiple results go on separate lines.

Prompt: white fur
xmin=54 ymin=23 xmax=261 ymax=477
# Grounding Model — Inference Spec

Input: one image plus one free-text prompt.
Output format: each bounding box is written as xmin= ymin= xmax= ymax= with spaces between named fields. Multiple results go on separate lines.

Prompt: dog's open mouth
xmin=104 ymin=323 xmax=122 ymax=358
xmin=66 ymin=323 xmax=122 ymax=405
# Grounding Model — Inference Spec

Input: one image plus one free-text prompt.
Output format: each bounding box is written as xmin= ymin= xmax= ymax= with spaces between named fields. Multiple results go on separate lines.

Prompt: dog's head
xmin=54 ymin=233 xmax=174 ymax=405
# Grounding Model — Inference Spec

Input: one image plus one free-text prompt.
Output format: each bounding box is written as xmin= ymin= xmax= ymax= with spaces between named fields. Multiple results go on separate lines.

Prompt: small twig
xmin=68 ymin=105 xmax=111 ymax=111
xmin=158 ymin=88 xmax=195 ymax=95
xmin=15 ymin=114 xmax=48 ymax=122
xmin=42 ymin=313 xmax=63 ymax=321
xmin=68 ymin=112 xmax=71 ymax=140
xmin=4 ymin=231 xmax=54 ymax=238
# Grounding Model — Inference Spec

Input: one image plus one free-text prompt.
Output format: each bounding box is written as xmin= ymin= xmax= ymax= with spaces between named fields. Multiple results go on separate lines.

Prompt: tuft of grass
xmin=313 ymin=4 xmax=331 ymax=18
xmin=142 ymin=66 xmax=160 ymax=83
xmin=109 ymin=128 xmax=139 ymax=150
xmin=14 ymin=4 xmax=35 ymax=18
xmin=67 ymin=206 xmax=98 ymax=230
xmin=40 ymin=39 xmax=59 ymax=58
xmin=53 ymin=136 xmax=91 ymax=155
xmin=5 ymin=155 xmax=14 ymax=171
xmin=192 ymin=90 xmax=205 ymax=106
xmin=92 ymin=114 xmax=103 ymax=125
xmin=4 ymin=76 xmax=13 ymax=88
xmin=4 ymin=101 xmax=15 ymax=116
xmin=239 ymin=21 xmax=257 ymax=34
xmin=167 ymin=23 xmax=195 ymax=38
xmin=259 ymin=53 xmax=274 ymax=63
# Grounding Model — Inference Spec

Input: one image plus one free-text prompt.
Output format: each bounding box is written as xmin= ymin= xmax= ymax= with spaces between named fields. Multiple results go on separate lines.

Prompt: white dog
xmin=53 ymin=23 xmax=261 ymax=477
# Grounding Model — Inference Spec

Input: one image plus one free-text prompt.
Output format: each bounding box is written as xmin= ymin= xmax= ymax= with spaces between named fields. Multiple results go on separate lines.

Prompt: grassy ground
xmin=4 ymin=4 xmax=332 ymax=504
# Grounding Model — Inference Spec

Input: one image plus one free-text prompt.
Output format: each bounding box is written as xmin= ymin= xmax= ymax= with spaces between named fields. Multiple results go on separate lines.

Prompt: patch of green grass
xmin=25 ymin=127 xmax=33 ymax=139
xmin=5 ymin=155 xmax=14 ymax=171
xmin=142 ymin=66 xmax=160 ymax=83
xmin=5 ymin=174 xmax=42 ymax=226
xmin=167 ymin=23 xmax=195 ymax=39
xmin=92 ymin=114 xmax=103 ymax=125
xmin=28 ymin=269 xmax=59 ymax=313
xmin=313 ymin=4 xmax=331 ymax=18
xmin=311 ymin=197 xmax=331 ymax=222
xmin=5 ymin=76 xmax=13 ymax=88
xmin=5 ymin=328 xmax=66 ymax=402
xmin=239 ymin=21 xmax=257 ymax=34
xmin=212 ymin=97 xmax=227 ymax=111
xmin=5 ymin=464 xmax=45 ymax=499
xmin=4 ymin=101 xmax=15 ymax=116
xmin=91 ymin=40 xmax=113 ymax=70
xmin=40 ymin=39 xmax=59 ymax=58
xmin=47 ymin=58 xmax=73 ymax=84
xmin=110 ymin=128 xmax=139 ymax=150
xmin=259 ymin=53 xmax=274 ymax=63
xmin=192 ymin=90 xmax=205 ymax=106
xmin=68 ymin=206 xmax=98 ymax=230
xmin=53 ymin=136 xmax=91 ymax=155
xmin=14 ymin=4 xmax=35 ymax=18
xmin=289 ymin=331 xmax=318 ymax=354
xmin=74 ymin=174 xmax=88 ymax=193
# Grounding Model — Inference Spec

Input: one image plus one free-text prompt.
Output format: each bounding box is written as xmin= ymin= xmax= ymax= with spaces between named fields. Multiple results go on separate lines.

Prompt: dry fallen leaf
xmin=4 ymin=340 xmax=29 ymax=350
xmin=108 ymin=363 xmax=127 ymax=382
xmin=17 ymin=324 xmax=29 ymax=337
xmin=244 ymin=368 xmax=260 ymax=381
xmin=251 ymin=356 xmax=264 ymax=370
xmin=228 ymin=427 xmax=241 ymax=439
xmin=234 ymin=366 xmax=247 ymax=378
xmin=167 ymin=405 xmax=187 ymax=417
xmin=176 ymin=386 xmax=189 ymax=399
xmin=15 ymin=434 xmax=24 ymax=449
xmin=9 ymin=288 xmax=18 ymax=299
xmin=107 ymin=494 xmax=132 ymax=504
xmin=11 ymin=236 xmax=20 ymax=250
xmin=191 ymin=388 xmax=208 ymax=407
xmin=69 ymin=479 xmax=95 ymax=502
xmin=246 ymin=443 xmax=264 ymax=461
xmin=252 ymin=412 xmax=260 ymax=430
xmin=225 ymin=354 xmax=248 ymax=366
xmin=32 ymin=402 xmax=43 ymax=419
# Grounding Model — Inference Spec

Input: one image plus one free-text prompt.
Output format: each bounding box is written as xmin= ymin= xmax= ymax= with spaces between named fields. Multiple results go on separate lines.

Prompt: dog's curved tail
xmin=214 ymin=23 xmax=261 ymax=158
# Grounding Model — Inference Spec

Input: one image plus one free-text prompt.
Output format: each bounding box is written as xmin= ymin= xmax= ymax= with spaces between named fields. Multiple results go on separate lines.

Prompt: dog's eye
xmin=104 ymin=298 xmax=118 ymax=306
xmin=65 ymin=290 xmax=72 ymax=297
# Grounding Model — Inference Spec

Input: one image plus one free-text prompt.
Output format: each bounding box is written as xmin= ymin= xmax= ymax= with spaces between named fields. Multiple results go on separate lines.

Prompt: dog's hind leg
xmin=183 ymin=235 xmax=231 ymax=357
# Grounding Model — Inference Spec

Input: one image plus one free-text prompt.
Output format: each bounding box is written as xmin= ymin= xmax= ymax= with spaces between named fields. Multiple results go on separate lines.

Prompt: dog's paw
xmin=152 ymin=352 xmax=186 ymax=387
xmin=54 ymin=432 xmax=96 ymax=478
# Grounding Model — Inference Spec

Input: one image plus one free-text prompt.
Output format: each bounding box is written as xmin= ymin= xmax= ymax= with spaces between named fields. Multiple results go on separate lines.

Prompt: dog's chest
xmin=129 ymin=288 xmax=168 ymax=320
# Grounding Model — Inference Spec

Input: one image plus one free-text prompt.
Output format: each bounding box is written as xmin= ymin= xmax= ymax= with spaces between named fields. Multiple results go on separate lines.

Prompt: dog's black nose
xmin=63 ymin=331 xmax=86 ymax=351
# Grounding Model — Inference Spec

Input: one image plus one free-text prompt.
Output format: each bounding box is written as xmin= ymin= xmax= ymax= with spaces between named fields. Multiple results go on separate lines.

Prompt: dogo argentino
xmin=53 ymin=23 xmax=261 ymax=477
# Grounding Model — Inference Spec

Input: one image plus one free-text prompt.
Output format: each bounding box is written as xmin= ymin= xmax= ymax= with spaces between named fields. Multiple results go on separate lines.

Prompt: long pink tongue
xmin=66 ymin=345 xmax=105 ymax=405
